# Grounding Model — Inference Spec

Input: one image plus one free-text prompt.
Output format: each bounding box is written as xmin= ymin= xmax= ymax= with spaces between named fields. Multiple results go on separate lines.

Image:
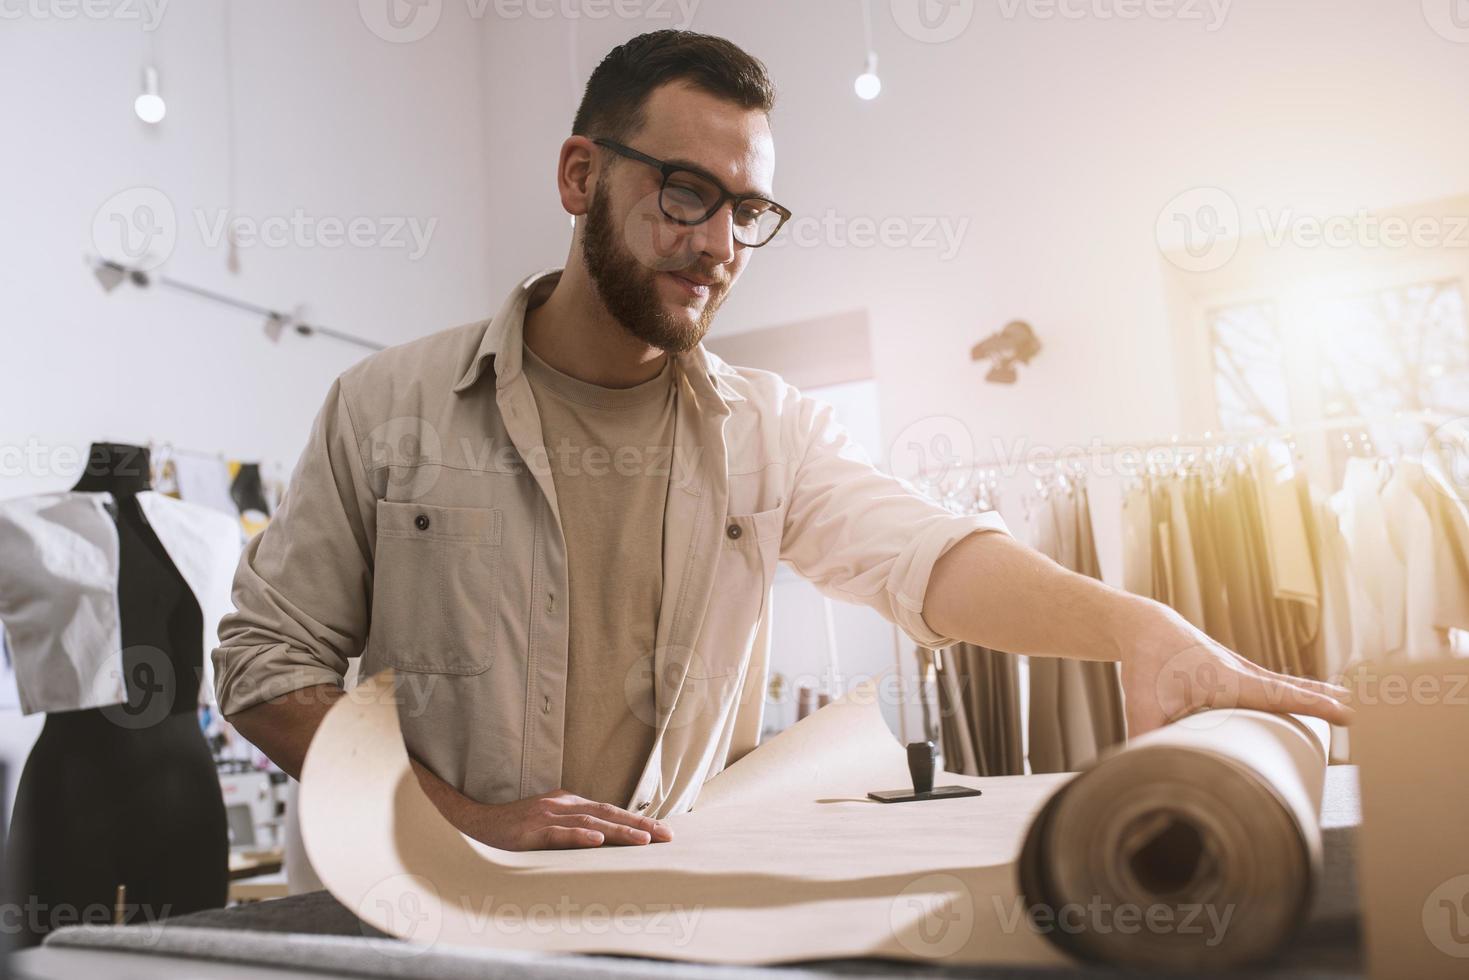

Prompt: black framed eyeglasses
xmin=593 ymin=138 xmax=791 ymax=248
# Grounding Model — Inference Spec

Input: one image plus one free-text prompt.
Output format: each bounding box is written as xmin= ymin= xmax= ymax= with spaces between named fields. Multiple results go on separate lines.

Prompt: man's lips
xmin=663 ymin=271 xmax=718 ymax=297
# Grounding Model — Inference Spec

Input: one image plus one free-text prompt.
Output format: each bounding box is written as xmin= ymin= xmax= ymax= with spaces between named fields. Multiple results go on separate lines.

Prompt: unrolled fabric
xmin=302 ymin=669 xmax=1328 ymax=971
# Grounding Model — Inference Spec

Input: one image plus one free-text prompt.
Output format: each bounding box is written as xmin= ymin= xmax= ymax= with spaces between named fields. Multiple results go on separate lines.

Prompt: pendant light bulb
xmin=135 ymin=65 xmax=166 ymax=124
xmin=854 ymin=51 xmax=881 ymax=101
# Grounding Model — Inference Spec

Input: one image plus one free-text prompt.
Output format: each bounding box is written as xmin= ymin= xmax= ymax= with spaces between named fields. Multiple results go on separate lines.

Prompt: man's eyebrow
xmin=662 ymin=155 xmax=774 ymax=201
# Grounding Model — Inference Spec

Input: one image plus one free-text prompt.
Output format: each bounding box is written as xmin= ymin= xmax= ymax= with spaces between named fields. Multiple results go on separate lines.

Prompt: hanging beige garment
xmin=1027 ymin=488 xmax=1126 ymax=773
xmin=1381 ymin=461 xmax=1446 ymax=659
xmin=1309 ymin=489 xmax=1358 ymax=762
xmin=1250 ymin=444 xmax=1319 ymax=604
xmin=1222 ymin=465 xmax=1291 ymax=673
xmin=1185 ymin=473 xmax=1236 ymax=650
xmin=1165 ymin=479 xmax=1207 ymax=629
xmin=1210 ymin=474 xmax=1264 ymax=665
xmin=1289 ymin=462 xmax=1325 ymax=679
xmin=1333 ymin=457 xmax=1404 ymax=660
xmin=1120 ymin=481 xmax=1154 ymax=600
xmin=933 ymin=643 xmax=1024 ymax=776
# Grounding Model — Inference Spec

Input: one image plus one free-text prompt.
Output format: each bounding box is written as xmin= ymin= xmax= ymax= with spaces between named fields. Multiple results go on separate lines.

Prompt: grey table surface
xmin=17 ymin=767 xmax=1364 ymax=980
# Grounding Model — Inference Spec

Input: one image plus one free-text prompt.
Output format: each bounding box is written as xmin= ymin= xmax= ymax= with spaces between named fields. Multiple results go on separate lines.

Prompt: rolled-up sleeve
xmin=780 ymin=389 xmax=1009 ymax=650
xmin=212 ymin=377 xmax=376 ymax=715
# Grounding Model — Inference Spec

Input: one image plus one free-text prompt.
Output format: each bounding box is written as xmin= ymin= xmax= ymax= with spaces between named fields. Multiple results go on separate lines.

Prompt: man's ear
xmin=556 ymin=136 xmax=598 ymax=217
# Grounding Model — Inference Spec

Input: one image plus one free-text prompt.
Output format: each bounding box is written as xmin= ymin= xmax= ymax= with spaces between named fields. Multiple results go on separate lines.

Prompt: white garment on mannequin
xmin=0 ymin=490 xmax=243 ymax=714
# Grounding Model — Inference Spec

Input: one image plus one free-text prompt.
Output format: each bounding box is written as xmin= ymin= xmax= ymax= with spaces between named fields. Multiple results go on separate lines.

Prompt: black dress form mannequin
xmin=5 ymin=442 xmax=228 ymax=946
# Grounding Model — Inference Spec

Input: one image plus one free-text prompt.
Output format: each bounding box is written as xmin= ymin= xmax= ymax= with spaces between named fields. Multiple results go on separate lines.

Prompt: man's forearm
xmin=227 ymin=682 xmax=489 ymax=834
xmin=922 ymin=529 xmax=1152 ymax=660
xmin=225 ymin=683 xmax=344 ymax=780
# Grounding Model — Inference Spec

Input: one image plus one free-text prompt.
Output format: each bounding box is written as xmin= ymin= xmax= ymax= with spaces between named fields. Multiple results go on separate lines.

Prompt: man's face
xmin=580 ymin=81 xmax=775 ymax=354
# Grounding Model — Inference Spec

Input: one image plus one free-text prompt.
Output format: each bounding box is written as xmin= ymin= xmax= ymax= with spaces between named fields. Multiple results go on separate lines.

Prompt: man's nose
xmin=692 ymin=202 xmax=738 ymax=264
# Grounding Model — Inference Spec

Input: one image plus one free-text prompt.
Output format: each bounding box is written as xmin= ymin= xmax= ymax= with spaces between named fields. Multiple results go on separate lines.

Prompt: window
xmin=1208 ymin=278 xmax=1469 ymax=441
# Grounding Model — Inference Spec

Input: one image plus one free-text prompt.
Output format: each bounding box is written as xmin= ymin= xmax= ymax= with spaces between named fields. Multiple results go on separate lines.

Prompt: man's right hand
xmin=452 ymin=788 xmax=674 ymax=850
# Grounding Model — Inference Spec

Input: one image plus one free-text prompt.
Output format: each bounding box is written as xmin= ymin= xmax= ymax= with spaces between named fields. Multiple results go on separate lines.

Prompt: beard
xmin=580 ymin=181 xmax=728 ymax=355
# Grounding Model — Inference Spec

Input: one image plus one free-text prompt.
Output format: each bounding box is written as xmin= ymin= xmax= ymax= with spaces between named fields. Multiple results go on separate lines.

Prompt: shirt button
xmin=414 ymin=514 xmax=430 ymax=531
xmin=546 ymin=591 xmax=555 ymax=614
xmin=542 ymin=696 xmax=551 ymax=714
xmin=726 ymin=523 xmax=742 ymax=540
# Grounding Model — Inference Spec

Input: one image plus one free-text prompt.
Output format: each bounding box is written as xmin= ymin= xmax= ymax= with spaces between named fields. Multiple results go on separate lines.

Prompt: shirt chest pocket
xmin=693 ymin=503 xmax=784 ymax=680
xmin=371 ymin=501 xmax=502 ymax=675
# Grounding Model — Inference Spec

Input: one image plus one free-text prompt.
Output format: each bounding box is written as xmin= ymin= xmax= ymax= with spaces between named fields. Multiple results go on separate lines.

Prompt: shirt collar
xmin=451 ymin=267 xmax=744 ymax=405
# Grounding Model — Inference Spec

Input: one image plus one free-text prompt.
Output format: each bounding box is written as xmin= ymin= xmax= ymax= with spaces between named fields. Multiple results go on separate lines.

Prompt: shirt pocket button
xmin=726 ymin=523 xmax=742 ymax=540
xmin=414 ymin=514 xmax=431 ymax=531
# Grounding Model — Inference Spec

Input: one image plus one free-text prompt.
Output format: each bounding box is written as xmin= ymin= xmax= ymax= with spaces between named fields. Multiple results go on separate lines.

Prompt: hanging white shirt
xmin=0 ymin=491 xmax=243 ymax=715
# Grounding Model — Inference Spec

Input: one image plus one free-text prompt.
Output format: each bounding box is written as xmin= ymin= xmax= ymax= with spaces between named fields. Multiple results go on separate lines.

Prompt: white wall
xmin=473 ymin=0 xmax=1469 ymax=581
xmin=3 ymin=0 xmax=1467 ymax=799
xmin=0 ymin=0 xmax=495 ymax=500
xmin=0 ymin=0 xmax=496 ymax=807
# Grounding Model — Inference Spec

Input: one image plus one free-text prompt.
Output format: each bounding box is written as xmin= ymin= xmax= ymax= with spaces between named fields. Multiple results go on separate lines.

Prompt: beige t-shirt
xmin=521 ymin=341 xmax=675 ymax=806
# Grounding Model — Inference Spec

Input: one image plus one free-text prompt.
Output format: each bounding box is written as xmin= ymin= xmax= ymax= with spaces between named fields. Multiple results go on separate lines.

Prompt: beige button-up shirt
xmin=213 ymin=269 xmax=1008 ymax=818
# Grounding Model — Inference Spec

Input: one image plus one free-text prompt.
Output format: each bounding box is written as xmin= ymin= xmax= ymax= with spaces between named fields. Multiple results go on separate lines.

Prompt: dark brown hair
xmin=572 ymin=30 xmax=775 ymax=141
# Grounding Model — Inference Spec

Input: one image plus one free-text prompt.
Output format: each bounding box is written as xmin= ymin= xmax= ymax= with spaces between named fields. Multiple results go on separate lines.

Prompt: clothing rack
xmin=86 ymin=254 xmax=386 ymax=353
xmin=920 ymin=410 xmax=1449 ymax=481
